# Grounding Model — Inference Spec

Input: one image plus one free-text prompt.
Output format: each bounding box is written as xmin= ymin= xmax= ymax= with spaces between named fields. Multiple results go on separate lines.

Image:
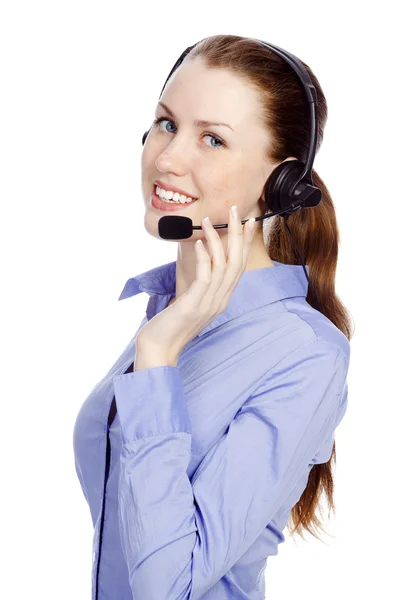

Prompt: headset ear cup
xmin=142 ymin=130 xmax=149 ymax=146
xmin=265 ymin=163 xmax=286 ymax=213
xmin=265 ymin=160 xmax=306 ymax=216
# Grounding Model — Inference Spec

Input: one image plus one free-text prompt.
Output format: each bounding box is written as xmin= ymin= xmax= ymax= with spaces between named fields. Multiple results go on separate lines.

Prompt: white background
xmin=1 ymin=1 xmax=398 ymax=598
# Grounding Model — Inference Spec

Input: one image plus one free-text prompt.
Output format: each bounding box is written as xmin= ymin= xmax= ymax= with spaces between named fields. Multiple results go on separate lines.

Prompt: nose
xmin=154 ymin=137 xmax=190 ymax=175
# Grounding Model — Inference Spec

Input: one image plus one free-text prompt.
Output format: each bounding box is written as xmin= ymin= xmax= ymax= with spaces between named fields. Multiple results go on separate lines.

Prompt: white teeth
xmin=156 ymin=185 xmax=195 ymax=204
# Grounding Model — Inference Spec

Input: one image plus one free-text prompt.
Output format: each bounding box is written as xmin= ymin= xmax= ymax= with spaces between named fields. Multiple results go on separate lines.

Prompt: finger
xmin=188 ymin=213 xmax=231 ymax=314
xmin=220 ymin=212 xmax=256 ymax=307
xmin=202 ymin=216 xmax=227 ymax=268
xmin=206 ymin=207 xmax=243 ymax=310
xmin=200 ymin=216 xmax=228 ymax=309
xmin=235 ymin=215 xmax=256 ymax=266
xmin=244 ymin=217 xmax=256 ymax=255
xmin=222 ymin=207 xmax=246 ymax=296
xmin=185 ymin=236 xmax=217 ymax=316
xmin=227 ymin=205 xmax=244 ymax=261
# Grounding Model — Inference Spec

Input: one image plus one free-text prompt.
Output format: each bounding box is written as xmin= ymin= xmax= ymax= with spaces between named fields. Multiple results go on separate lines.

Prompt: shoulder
xmin=278 ymin=296 xmax=351 ymax=365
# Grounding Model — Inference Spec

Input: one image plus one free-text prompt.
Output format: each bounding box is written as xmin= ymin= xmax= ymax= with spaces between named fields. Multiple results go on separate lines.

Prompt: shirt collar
xmin=117 ymin=259 xmax=310 ymax=338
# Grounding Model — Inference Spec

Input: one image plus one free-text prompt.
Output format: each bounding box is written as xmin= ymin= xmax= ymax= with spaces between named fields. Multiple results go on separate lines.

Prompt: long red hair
xmin=184 ymin=34 xmax=355 ymax=541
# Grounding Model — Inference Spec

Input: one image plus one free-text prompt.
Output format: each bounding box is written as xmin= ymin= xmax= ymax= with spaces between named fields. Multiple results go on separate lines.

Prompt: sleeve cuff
xmin=112 ymin=366 xmax=192 ymax=444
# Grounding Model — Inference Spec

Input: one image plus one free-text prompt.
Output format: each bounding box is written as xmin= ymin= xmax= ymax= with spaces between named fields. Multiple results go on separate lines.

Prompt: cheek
xmin=205 ymin=160 xmax=239 ymax=188
xmin=141 ymin=146 xmax=161 ymax=177
xmin=140 ymin=148 xmax=148 ymax=170
xmin=141 ymin=143 xmax=154 ymax=163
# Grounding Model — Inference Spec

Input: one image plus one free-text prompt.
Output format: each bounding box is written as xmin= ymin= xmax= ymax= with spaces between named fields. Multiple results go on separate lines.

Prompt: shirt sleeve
xmin=112 ymin=340 xmax=350 ymax=600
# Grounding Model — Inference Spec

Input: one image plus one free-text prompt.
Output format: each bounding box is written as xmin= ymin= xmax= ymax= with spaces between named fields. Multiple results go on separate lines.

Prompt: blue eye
xmin=152 ymin=116 xmax=226 ymax=150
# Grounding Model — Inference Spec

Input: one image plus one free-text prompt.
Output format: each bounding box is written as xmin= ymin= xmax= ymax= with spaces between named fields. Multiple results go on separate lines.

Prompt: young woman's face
xmin=141 ymin=56 xmax=292 ymax=244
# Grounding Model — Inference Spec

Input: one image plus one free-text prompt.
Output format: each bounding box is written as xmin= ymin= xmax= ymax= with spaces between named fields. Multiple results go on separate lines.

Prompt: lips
xmin=151 ymin=188 xmax=198 ymax=212
xmin=154 ymin=180 xmax=198 ymax=200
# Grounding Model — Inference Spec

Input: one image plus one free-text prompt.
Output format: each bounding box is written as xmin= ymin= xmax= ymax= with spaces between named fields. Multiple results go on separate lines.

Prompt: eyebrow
xmin=157 ymin=101 xmax=234 ymax=132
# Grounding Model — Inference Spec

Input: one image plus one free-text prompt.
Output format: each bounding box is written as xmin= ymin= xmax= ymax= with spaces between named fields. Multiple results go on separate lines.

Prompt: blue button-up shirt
xmin=73 ymin=259 xmax=350 ymax=600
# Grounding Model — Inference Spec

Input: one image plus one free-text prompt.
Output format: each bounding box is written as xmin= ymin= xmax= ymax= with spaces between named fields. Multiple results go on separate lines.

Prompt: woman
xmin=73 ymin=34 xmax=354 ymax=599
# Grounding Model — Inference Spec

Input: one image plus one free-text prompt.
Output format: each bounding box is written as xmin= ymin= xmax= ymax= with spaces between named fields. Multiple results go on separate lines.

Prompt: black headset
xmin=142 ymin=37 xmax=322 ymax=313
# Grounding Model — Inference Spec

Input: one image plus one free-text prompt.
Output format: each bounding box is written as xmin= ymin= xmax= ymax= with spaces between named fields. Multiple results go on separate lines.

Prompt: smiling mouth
xmin=153 ymin=184 xmax=199 ymax=204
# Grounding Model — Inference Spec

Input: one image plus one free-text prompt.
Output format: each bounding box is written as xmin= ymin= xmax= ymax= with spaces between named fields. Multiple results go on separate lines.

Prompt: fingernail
xmin=231 ymin=205 xmax=239 ymax=221
xmin=248 ymin=217 xmax=256 ymax=232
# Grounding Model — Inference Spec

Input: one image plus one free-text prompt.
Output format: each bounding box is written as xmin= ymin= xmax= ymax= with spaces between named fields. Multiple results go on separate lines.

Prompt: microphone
xmin=158 ymin=201 xmax=305 ymax=240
